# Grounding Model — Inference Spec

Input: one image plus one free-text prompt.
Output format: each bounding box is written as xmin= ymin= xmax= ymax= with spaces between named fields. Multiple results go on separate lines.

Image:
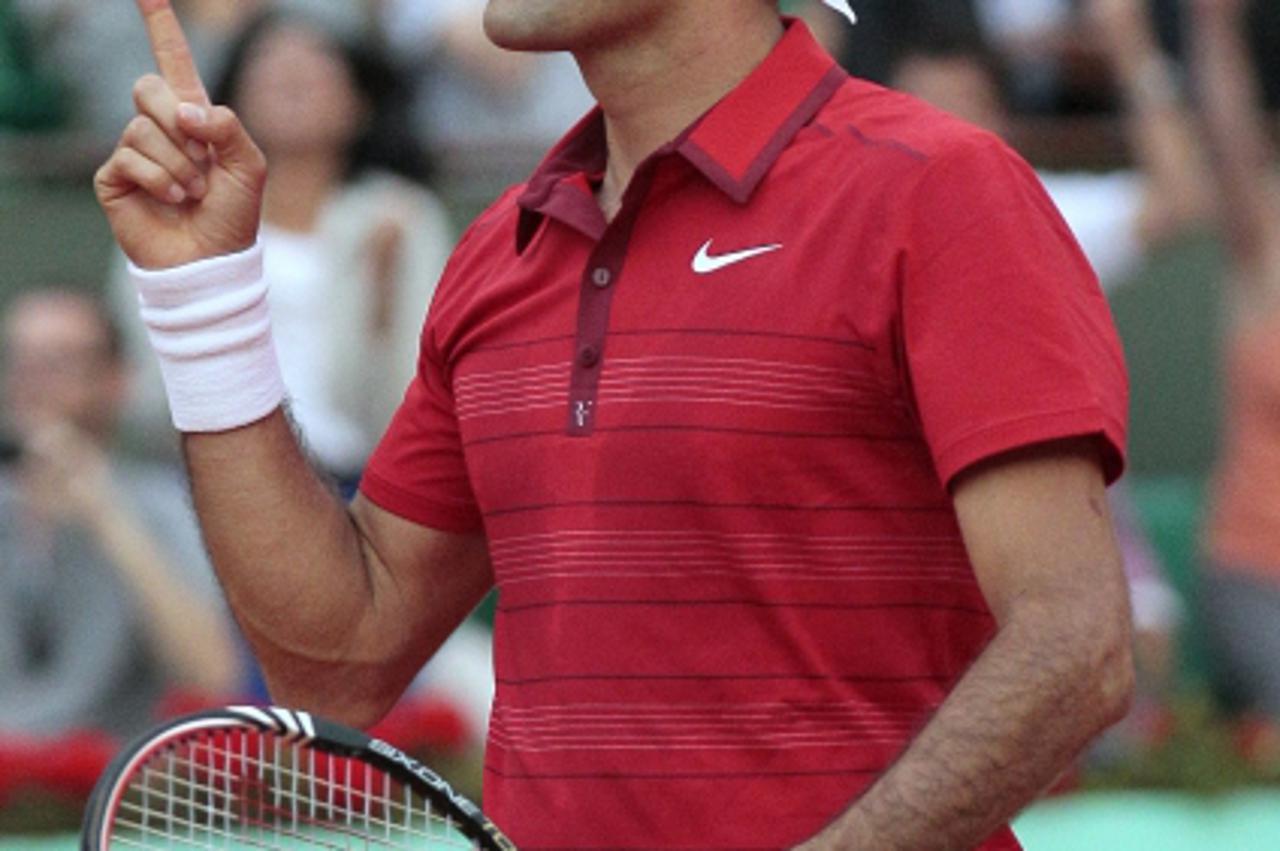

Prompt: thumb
xmin=177 ymin=103 xmax=266 ymax=176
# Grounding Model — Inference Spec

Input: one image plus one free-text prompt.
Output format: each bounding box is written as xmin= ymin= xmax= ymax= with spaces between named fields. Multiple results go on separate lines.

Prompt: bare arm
xmin=24 ymin=422 xmax=240 ymax=696
xmin=797 ymin=439 xmax=1134 ymax=850
xmin=1089 ymin=0 xmax=1211 ymax=248
xmin=1189 ymin=0 xmax=1280 ymax=287
xmin=184 ymin=410 xmax=492 ymax=727
xmin=95 ymin=1 xmax=491 ymax=728
xmin=85 ymin=487 xmax=242 ymax=696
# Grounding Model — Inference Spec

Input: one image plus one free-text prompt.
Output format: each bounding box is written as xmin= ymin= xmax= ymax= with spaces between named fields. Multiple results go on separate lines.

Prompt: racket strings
xmin=113 ymin=785 xmax=419 ymax=851
xmin=108 ymin=730 xmax=480 ymax=849
xmin=128 ymin=749 xmax=435 ymax=830
xmin=110 ymin=816 xmax=354 ymax=851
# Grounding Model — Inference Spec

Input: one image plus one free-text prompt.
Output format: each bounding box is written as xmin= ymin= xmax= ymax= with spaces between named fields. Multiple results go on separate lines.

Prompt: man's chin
xmin=481 ymin=0 xmax=592 ymax=53
xmin=482 ymin=4 xmax=549 ymax=52
xmin=482 ymin=25 xmax=563 ymax=54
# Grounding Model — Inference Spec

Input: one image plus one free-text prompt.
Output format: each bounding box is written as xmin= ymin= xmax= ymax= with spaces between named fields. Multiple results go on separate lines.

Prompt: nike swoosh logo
xmin=692 ymin=240 xmax=783 ymax=274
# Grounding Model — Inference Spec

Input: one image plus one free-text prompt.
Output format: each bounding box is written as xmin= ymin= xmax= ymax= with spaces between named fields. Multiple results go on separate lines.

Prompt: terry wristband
xmin=129 ymin=242 xmax=287 ymax=433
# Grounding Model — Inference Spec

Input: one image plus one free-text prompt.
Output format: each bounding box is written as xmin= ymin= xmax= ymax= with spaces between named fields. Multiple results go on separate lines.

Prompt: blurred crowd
xmin=1 ymin=0 xmax=1280 ymax=821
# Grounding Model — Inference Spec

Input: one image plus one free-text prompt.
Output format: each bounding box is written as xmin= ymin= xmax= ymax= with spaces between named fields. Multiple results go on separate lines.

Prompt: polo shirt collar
xmin=516 ymin=19 xmax=846 ymax=252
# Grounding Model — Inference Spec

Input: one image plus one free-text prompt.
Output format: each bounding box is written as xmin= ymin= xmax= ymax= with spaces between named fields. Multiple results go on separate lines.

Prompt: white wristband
xmin=129 ymin=243 xmax=287 ymax=433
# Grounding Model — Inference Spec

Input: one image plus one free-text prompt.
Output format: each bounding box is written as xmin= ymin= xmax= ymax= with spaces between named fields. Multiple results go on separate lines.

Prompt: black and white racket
xmin=81 ymin=705 xmax=515 ymax=850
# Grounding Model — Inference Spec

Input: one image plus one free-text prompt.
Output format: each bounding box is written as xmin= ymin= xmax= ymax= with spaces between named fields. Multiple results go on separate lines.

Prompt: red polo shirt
xmin=361 ymin=20 xmax=1127 ymax=851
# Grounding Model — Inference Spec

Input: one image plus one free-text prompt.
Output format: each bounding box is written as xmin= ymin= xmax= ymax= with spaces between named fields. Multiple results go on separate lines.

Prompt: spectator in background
xmin=16 ymin=0 xmax=363 ymax=148
xmin=887 ymin=0 xmax=1208 ymax=302
xmin=0 ymin=290 xmax=239 ymax=740
xmin=376 ymin=0 xmax=593 ymax=155
xmin=819 ymin=0 xmax=987 ymax=85
xmin=1247 ymin=0 xmax=1280 ymax=108
xmin=1190 ymin=0 xmax=1280 ymax=719
xmin=969 ymin=0 xmax=1075 ymax=113
xmin=115 ymin=7 xmax=453 ymax=486
xmin=833 ymin=0 xmax=1199 ymax=116
xmin=887 ymin=0 xmax=1209 ymax=710
xmin=0 ymin=0 xmax=67 ymax=130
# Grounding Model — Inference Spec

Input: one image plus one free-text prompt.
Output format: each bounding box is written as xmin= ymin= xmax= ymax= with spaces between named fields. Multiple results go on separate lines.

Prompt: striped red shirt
xmin=361 ymin=19 xmax=1127 ymax=850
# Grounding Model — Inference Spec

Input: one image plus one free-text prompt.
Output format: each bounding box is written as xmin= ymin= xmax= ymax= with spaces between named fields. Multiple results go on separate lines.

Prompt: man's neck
xmin=575 ymin=9 xmax=784 ymax=220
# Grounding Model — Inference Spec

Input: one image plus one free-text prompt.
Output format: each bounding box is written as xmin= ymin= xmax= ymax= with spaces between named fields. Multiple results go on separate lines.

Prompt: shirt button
xmin=578 ymin=344 xmax=600 ymax=368
xmin=591 ymin=267 xmax=612 ymax=288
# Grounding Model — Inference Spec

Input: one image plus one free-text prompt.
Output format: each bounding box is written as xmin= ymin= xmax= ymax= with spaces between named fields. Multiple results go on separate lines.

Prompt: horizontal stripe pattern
xmin=455 ymin=361 xmax=570 ymax=421
xmin=490 ymin=529 xmax=971 ymax=586
xmin=483 ymin=764 xmax=884 ymax=780
xmin=496 ymin=599 xmax=991 ymax=617
xmin=489 ymin=700 xmax=932 ymax=753
xmin=463 ymin=424 xmax=915 ymax=448
xmin=453 ymin=354 xmax=882 ymax=422
xmin=599 ymin=355 xmax=876 ymax=411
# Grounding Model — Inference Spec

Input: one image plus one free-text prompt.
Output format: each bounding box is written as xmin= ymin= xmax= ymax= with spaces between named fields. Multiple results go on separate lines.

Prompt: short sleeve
xmin=900 ymin=135 xmax=1129 ymax=487
xmin=359 ymin=324 xmax=484 ymax=534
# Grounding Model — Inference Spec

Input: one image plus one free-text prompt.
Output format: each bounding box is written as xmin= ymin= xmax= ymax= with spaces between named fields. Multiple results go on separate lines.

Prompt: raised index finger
xmin=135 ymin=0 xmax=210 ymax=105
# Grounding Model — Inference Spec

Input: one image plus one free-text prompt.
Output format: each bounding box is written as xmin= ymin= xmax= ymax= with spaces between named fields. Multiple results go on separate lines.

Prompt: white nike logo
xmin=692 ymin=240 xmax=783 ymax=274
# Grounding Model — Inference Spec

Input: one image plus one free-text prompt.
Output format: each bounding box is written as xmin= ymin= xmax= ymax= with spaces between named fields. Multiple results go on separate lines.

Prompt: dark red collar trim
xmin=515 ymin=19 xmax=844 ymax=253
xmin=516 ymin=110 xmax=608 ymax=251
xmin=678 ymin=64 xmax=846 ymax=204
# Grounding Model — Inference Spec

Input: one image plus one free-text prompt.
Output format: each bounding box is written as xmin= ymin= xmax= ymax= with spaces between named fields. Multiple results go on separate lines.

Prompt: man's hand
xmin=94 ymin=0 xmax=266 ymax=269
xmin=790 ymin=440 xmax=1134 ymax=850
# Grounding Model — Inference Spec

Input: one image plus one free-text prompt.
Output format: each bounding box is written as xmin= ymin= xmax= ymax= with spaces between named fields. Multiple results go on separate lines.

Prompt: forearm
xmin=183 ymin=408 xmax=401 ymax=722
xmin=96 ymin=0 xmax=464 ymax=724
xmin=1098 ymin=6 xmax=1209 ymax=244
xmin=1190 ymin=9 xmax=1279 ymax=270
xmin=802 ymin=597 xmax=1133 ymax=850
xmin=88 ymin=498 xmax=240 ymax=695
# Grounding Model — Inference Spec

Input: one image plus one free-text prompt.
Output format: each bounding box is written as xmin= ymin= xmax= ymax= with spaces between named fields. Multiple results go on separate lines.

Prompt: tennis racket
xmin=81 ymin=705 xmax=515 ymax=850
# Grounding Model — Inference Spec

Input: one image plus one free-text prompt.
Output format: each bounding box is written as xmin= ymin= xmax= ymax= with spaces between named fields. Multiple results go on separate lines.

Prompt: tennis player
xmin=96 ymin=0 xmax=1134 ymax=847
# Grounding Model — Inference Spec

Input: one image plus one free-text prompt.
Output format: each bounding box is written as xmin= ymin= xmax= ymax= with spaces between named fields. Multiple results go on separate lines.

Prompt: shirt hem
xmin=934 ymin=406 xmax=1127 ymax=489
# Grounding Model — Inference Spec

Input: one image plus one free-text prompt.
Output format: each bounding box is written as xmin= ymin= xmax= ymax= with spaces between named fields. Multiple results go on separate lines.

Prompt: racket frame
xmin=81 ymin=705 xmax=515 ymax=851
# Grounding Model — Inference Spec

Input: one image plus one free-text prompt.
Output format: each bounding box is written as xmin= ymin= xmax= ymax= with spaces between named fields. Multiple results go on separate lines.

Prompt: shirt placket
xmin=565 ymin=164 xmax=658 ymax=436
